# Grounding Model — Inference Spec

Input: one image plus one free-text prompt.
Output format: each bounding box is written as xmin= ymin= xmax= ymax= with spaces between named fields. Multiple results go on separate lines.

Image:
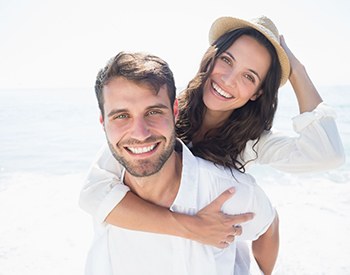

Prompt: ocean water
xmin=0 ymin=88 xmax=104 ymax=179
xmin=0 ymin=85 xmax=349 ymax=274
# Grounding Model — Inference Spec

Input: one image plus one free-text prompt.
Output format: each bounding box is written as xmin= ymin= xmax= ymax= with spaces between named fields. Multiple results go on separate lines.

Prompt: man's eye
xmin=147 ymin=110 xmax=161 ymax=116
xmin=113 ymin=114 xmax=128 ymax=120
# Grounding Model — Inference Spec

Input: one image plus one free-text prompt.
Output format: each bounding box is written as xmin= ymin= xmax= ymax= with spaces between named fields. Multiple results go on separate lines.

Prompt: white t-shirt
xmin=84 ymin=140 xmax=275 ymax=275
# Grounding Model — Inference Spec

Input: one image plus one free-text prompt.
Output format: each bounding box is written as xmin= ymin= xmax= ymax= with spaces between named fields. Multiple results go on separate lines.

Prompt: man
xmin=85 ymin=51 xmax=278 ymax=275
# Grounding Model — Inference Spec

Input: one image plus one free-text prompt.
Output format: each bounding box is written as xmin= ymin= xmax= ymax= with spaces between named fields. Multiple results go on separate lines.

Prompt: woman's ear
xmin=250 ymin=89 xmax=263 ymax=101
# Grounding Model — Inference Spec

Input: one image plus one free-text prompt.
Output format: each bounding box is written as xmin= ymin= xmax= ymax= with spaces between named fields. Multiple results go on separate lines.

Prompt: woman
xmin=80 ymin=15 xmax=344 ymax=248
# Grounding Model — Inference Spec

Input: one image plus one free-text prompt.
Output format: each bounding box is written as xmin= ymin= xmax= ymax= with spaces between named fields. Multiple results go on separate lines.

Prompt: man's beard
xmin=107 ymin=132 xmax=176 ymax=177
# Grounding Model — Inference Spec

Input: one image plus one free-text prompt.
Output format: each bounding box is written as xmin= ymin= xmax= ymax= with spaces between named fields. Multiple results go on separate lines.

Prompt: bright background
xmin=1 ymin=1 xmax=350 ymax=274
xmin=1 ymin=0 xmax=350 ymax=90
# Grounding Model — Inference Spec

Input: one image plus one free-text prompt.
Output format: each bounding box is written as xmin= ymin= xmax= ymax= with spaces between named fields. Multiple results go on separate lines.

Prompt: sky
xmin=0 ymin=0 xmax=349 ymax=89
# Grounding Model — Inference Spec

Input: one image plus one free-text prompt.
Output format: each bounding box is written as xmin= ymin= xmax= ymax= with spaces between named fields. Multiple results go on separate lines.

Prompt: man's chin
xmin=127 ymin=170 xmax=157 ymax=178
xmin=125 ymin=163 xmax=161 ymax=178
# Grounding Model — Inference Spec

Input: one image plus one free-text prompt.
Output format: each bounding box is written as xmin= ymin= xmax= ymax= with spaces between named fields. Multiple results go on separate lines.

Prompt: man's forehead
xmin=103 ymin=81 xmax=172 ymax=113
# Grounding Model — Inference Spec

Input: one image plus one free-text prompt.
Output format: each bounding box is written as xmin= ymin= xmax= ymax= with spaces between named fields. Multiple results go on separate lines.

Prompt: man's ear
xmin=99 ymin=114 xmax=105 ymax=131
xmin=250 ymin=89 xmax=263 ymax=101
xmin=173 ymin=99 xmax=179 ymax=121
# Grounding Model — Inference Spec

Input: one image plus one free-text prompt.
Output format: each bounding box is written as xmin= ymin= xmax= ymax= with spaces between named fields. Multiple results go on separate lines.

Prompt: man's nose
xmin=130 ymin=117 xmax=151 ymax=140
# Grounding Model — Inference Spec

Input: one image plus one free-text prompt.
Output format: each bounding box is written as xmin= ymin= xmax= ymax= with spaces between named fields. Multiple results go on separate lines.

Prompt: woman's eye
xmin=221 ymin=56 xmax=231 ymax=65
xmin=244 ymin=74 xmax=255 ymax=83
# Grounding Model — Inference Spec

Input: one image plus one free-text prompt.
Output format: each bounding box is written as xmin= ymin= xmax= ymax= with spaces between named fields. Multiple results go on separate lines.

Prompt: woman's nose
xmin=221 ymin=68 xmax=238 ymax=87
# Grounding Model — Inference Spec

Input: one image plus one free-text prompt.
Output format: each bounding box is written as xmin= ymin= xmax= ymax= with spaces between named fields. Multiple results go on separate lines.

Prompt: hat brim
xmin=209 ymin=17 xmax=290 ymax=86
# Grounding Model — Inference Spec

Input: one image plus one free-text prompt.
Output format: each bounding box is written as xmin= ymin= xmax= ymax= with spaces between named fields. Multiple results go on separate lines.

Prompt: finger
xmin=232 ymin=225 xmax=242 ymax=236
xmin=225 ymin=235 xmax=235 ymax=243
xmin=205 ymin=188 xmax=236 ymax=211
xmin=280 ymin=34 xmax=285 ymax=43
xmin=218 ymin=241 xmax=230 ymax=249
xmin=280 ymin=35 xmax=289 ymax=48
xmin=225 ymin=212 xmax=255 ymax=225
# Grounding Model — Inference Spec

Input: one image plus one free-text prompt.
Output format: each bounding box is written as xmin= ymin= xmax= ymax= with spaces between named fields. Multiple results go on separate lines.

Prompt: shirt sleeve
xmin=79 ymin=144 xmax=130 ymax=224
xmin=236 ymin=176 xmax=276 ymax=241
xmin=242 ymin=103 xmax=345 ymax=173
xmin=219 ymin=172 xmax=276 ymax=241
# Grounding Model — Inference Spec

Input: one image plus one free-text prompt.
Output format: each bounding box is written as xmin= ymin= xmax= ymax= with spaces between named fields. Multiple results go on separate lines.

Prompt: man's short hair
xmin=95 ymin=51 xmax=176 ymax=117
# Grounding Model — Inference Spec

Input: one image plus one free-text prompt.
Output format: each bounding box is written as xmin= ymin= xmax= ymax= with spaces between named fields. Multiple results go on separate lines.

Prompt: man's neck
xmin=123 ymin=151 xmax=182 ymax=208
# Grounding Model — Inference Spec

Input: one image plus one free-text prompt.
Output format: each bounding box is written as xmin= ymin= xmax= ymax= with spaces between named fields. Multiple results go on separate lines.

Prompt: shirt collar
xmin=170 ymin=139 xmax=199 ymax=210
xmin=120 ymin=138 xmax=199 ymax=210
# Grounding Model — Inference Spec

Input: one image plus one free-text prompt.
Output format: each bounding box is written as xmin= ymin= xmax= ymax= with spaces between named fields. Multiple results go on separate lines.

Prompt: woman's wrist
xmin=289 ymin=60 xmax=306 ymax=84
xmin=171 ymin=212 xmax=200 ymax=240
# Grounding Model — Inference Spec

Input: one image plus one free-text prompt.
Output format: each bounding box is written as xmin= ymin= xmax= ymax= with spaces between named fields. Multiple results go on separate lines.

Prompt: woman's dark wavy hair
xmin=175 ymin=28 xmax=282 ymax=172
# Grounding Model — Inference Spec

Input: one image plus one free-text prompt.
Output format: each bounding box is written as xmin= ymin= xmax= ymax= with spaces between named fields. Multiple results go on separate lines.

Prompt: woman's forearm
xmin=105 ymin=189 xmax=254 ymax=248
xmin=280 ymin=36 xmax=323 ymax=113
xmin=289 ymin=62 xmax=323 ymax=113
xmin=105 ymin=192 xmax=192 ymax=236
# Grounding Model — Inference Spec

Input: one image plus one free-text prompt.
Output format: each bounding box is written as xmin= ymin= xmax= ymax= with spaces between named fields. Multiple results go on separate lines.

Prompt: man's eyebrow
xmin=107 ymin=103 xmax=170 ymax=118
xmin=107 ymin=108 xmax=128 ymax=118
xmin=225 ymin=51 xmax=262 ymax=82
xmin=148 ymin=103 xmax=170 ymax=110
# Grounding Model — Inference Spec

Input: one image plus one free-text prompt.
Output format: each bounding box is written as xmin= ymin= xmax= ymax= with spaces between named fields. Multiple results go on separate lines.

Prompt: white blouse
xmin=79 ymin=102 xmax=345 ymax=223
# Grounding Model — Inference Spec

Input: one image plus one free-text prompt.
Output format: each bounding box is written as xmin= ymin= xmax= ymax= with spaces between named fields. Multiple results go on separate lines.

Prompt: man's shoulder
xmin=180 ymin=139 xmax=256 ymax=186
xmin=195 ymin=156 xmax=256 ymax=186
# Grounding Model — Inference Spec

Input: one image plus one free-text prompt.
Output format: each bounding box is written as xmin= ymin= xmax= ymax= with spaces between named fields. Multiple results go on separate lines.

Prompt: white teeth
xmin=212 ymin=83 xmax=233 ymax=98
xmin=128 ymin=144 xmax=156 ymax=154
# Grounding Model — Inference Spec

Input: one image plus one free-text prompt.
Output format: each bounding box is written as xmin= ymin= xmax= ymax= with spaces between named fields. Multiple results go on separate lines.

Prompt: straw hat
xmin=209 ymin=15 xmax=290 ymax=86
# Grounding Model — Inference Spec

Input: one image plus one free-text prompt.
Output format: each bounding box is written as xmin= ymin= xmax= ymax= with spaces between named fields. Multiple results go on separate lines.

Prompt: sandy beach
xmin=0 ymin=173 xmax=91 ymax=275
xmin=1 ymin=167 xmax=349 ymax=274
